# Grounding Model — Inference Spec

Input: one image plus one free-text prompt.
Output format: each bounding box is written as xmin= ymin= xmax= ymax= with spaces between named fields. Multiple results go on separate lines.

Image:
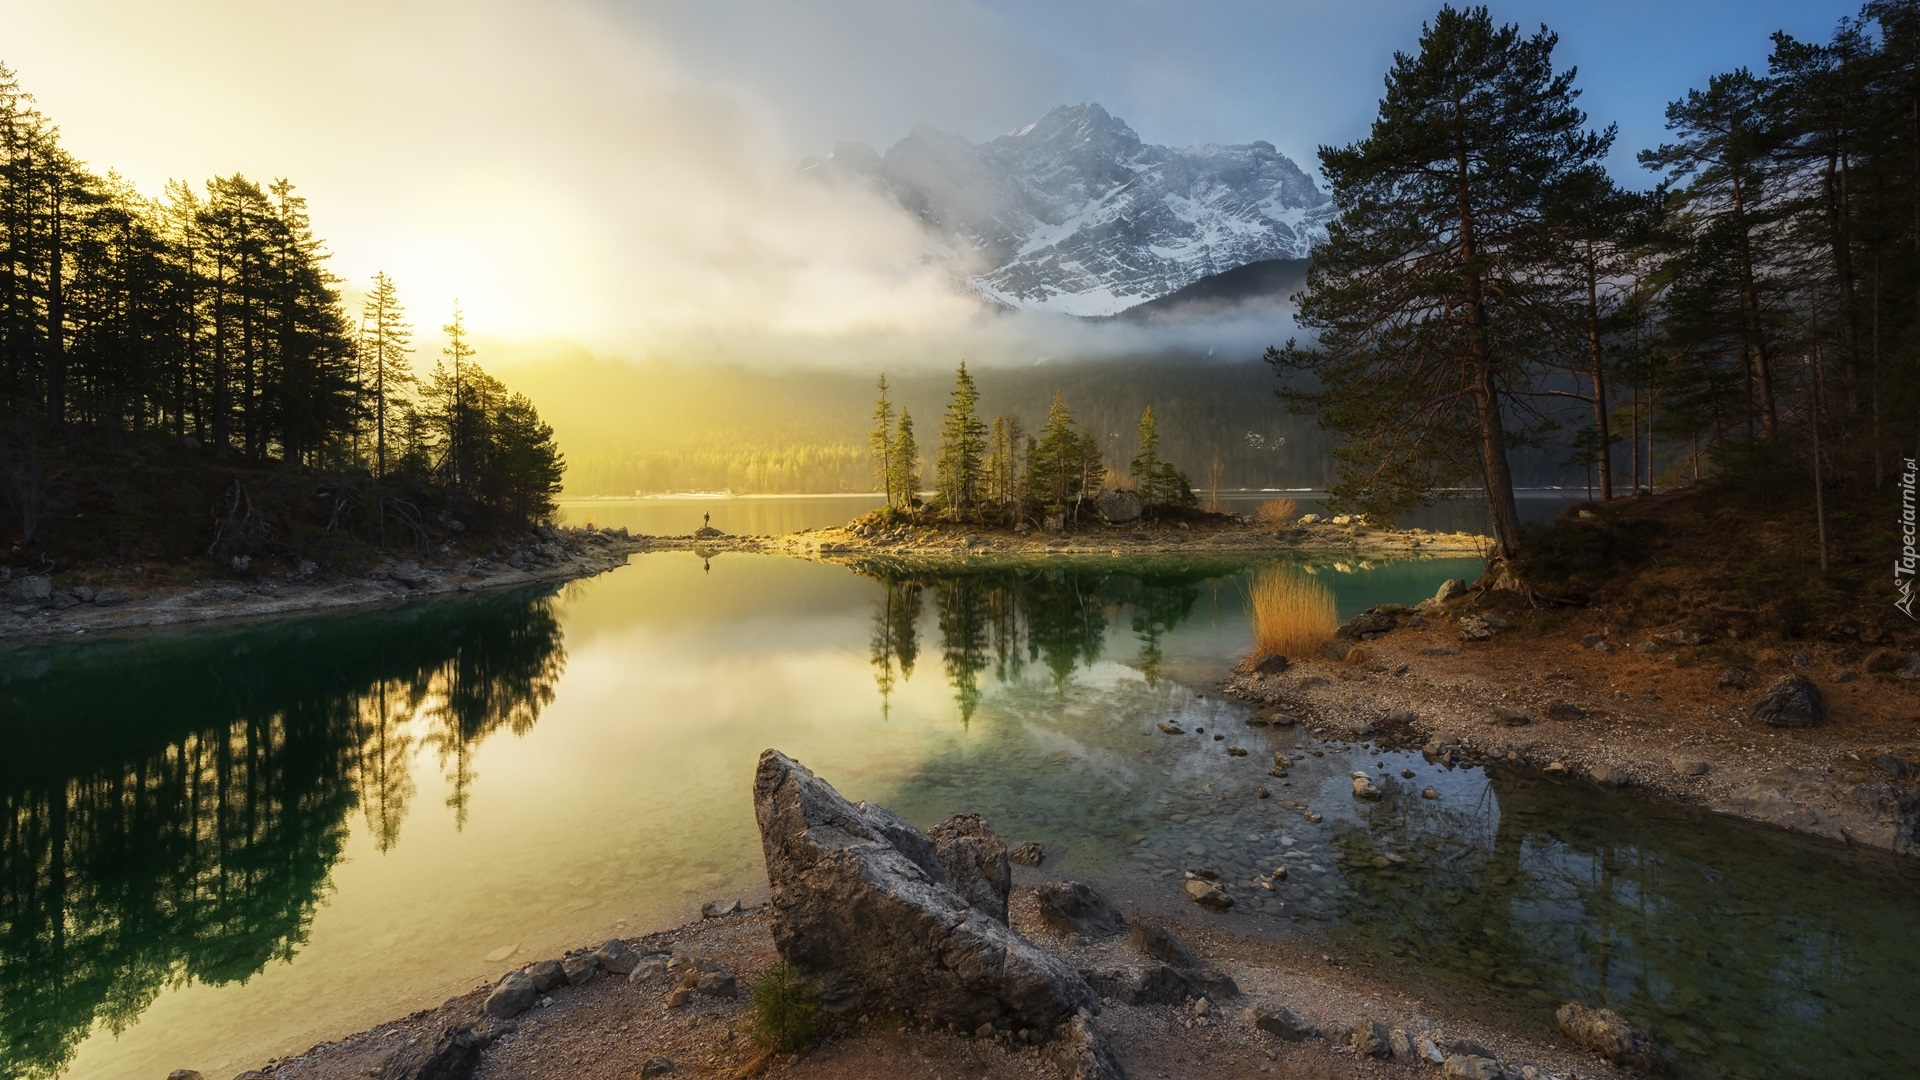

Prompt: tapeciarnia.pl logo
xmin=1900 ymin=457 xmax=1918 ymax=620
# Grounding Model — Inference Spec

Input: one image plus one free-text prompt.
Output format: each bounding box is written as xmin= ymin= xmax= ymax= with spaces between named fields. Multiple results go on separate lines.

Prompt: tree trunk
xmin=1584 ymin=239 xmax=1613 ymax=500
xmin=45 ymin=183 xmax=64 ymax=426
xmin=1456 ymin=148 xmax=1521 ymax=560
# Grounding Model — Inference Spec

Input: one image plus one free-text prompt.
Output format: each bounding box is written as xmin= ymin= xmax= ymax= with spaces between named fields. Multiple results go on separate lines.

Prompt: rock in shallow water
xmin=1555 ymin=1001 xmax=1666 ymax=1072
xmin=1183 ymin=878 xmax=1233 ymax=911
xmin=752 ymin=750 xmax=1095 ymax=1029
xmin=1009 ymin=840 xmax=1047 ymax=867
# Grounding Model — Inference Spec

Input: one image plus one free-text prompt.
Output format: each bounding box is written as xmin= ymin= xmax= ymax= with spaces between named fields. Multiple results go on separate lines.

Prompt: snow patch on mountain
xmin=803 ymin=103 xmax=1330 ymax=316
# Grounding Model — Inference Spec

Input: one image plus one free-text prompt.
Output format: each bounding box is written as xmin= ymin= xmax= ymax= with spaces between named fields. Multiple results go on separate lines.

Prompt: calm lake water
xmin=5 ymin=546 xmax=1916 ymax=1080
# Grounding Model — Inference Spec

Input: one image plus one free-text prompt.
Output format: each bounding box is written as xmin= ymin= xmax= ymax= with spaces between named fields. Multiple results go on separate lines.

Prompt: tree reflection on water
xmin=0 ymin=591 xmax=567 ymax=1079
xmin=853 ymin=557 xmax=1221 ymax=720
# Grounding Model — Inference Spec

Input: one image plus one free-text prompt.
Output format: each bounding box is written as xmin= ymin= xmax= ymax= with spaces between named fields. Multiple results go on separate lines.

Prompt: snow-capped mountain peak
xmin=805 ymin=103 xmax=1330 ymax=316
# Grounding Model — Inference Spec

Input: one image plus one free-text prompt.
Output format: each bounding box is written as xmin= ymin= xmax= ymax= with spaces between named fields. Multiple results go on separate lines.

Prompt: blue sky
xmin=634 ymin=0 xmax=1864 ymax=186
xmin=2 ymin=0 xmax=1869 ymax=354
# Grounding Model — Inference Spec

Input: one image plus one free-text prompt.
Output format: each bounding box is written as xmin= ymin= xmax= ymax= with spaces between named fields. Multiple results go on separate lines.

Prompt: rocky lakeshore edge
xmin=1219 ymin=584 xmax=1920 ymax=860
xmin=0 ymin=525 xmax=649 ymax=647
xmin=215 ymin=750 xmax=1649 ymax=1080
xmin=0 ymin=515 xmax=1482 ymax=648
xmin=223 ymin=902 xmax=1636 ymax=1080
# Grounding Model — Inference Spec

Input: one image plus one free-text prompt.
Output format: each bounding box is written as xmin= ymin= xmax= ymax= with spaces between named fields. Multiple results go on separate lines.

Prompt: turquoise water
xmin=2 ymin=550 xmax=1914 ymax=1079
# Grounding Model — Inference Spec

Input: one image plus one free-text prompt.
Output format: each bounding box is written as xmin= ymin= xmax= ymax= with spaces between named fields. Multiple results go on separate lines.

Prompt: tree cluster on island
xmin=865 ymin=363 xmax=1197 ymax=529
xmin=0 ymin=63 xmax=565 ymax=571
xmin=1277 ymin=3 xmax=1920 ymax=575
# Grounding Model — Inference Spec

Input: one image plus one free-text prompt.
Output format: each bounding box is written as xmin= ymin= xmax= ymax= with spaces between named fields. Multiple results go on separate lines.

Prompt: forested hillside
xmin=0 ymin=64 xmax=565 ymax=569
xmin=500 ymin=353 xmax=1581 ymax=497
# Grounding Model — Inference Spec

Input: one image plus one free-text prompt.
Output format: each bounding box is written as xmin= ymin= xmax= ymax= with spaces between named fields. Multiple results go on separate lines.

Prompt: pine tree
xmin=889 ymin=411 xmax=920 ymax=505
xmin=868 ymin=373 xmax=896 ymax=506
xmin=986 ymin=415 xmax=1010 ymax=506
xmin=488 ymin=392 xmax=566 ymax=522
xmin=934 ymin=361 xmax=987 ymax=517
xmin=359 ymin=271 xmax=412 ymax=477
xmin=1640 ymin=68 xmax=1783 ymax=438
xmin=1130 ymin=406 xmax=1164 ymax=504
xmin=1269 ymin=5 xmax=1611 ymax=559
xmin=1539 ymin=166 xmax=1653 ymax=500
xmin=422 ymin=302 xmax=482 ymax=490
xmin=1027 ymin=392 xmax=1080 ymax=510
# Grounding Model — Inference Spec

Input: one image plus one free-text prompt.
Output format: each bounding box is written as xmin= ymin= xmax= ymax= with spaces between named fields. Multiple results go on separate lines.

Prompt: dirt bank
xmin=242 ymin=891 xmax=1630 ymax=1080
xmin=0 ymin=526 xmax=648 ymax=648
xmin=1220 ymin=596 xmax=1920 ymax=859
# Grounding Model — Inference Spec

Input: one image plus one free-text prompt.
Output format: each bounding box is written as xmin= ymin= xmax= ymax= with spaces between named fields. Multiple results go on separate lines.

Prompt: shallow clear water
xmin=3 ymin=550 xmax=1915 ymax=1080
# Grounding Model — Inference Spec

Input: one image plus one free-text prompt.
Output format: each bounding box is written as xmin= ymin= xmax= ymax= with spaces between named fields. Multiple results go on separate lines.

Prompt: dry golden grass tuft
xmin=1249 ymin=568 xmax=1337 ymax=659
xmin=1254 ymin=497 xmax=1300 ymax=527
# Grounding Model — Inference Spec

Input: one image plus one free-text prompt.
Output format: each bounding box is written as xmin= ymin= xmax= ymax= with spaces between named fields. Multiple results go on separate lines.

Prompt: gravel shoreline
xmin=0 ymin=526 xmax=649 ymax=648
xmin=243 ymin=892 xmax=1633 ymax=1080
xmin=1219 ymin=598 xmax=1920 ymax=861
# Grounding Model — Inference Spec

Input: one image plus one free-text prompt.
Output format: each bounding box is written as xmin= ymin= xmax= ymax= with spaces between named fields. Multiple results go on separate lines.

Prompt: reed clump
xmin=1249 ymin=568 xmax=1337 ymax=658
xmin=1254 ymin=497 xmax=1300 ymax=527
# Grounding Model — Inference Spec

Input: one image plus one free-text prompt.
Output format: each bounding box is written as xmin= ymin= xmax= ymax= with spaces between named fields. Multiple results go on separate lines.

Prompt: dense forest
xmin=0 ymin=63 xmax=564 ymax=570
xmin=1277 ymin=3 xmax=1920 ymax=562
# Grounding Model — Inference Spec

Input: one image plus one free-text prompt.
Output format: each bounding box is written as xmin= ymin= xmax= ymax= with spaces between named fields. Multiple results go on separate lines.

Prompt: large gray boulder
xmin=753 ymin=750 xmax=1097 ymax=1030
xmin=1749 ymin=675 xmax=1823 ymax=728
xmin=3 ymin=575 xmax=52 ymax=606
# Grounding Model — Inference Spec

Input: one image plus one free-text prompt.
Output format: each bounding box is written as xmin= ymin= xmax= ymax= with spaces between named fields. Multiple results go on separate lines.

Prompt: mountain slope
xmin=804 ymin=104 xmax=1330 ymax=317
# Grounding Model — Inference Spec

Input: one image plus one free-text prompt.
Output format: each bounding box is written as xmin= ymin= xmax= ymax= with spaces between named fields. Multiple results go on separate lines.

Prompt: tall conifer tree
xmin=1270 ymin=5 xmax=1610 ymax=560
xmin=934 ymin=361 xmax=987 ymax=516
xmin=359 ymin=271 xmax=412 ymax=477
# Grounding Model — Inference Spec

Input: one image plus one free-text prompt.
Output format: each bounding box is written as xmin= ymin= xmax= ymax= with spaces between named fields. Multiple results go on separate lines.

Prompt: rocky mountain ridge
xmin=804 ymin=103 xmax=1330 ymax=316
